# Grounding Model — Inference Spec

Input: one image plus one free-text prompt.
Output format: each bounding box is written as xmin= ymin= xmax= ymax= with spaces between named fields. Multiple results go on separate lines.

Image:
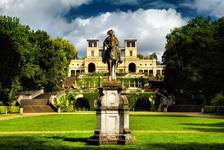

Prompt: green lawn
xmin=0 ymin=113 xmax=224 ymax=150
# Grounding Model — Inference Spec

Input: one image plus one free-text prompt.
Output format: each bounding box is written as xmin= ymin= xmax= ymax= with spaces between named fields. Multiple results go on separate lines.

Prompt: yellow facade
xmin=68 ymin=39 xmax=164 ymax=77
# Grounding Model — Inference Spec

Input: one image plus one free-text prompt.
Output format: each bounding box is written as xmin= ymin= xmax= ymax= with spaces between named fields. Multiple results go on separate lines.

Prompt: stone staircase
xmin=21 ymin=93 xmax=56 ymax=113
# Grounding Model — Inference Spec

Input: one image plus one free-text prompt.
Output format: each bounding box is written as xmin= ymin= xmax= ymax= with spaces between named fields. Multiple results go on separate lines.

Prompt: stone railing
xmin=17 ymin=89 xmax=44 ymax=105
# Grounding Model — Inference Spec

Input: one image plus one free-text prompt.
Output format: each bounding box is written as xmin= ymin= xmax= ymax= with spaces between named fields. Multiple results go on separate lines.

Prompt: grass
xmin=0 ymin=113 xmax=224 ymax=149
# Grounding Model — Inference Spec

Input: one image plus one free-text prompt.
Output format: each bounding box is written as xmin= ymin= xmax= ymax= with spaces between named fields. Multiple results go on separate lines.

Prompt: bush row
xmin=0 ymin=106 xmax=20 ymax=114
xmin=126 ymin=92 xmax=156 ymax=111
xmin=57 ymin=92 xmax=99 ymax=112
xmin=203 ymin=106 xmax=224 ymax=114
xmin=57 ymin=92 xmax=156 ymax=112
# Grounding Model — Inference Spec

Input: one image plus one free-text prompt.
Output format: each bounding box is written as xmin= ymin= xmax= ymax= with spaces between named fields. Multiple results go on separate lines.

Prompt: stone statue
xmin=102 ymin=29 xmax=121 ymax=81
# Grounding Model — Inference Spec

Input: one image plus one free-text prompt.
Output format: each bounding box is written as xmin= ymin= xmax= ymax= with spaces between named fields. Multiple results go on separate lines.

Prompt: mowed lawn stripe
xmin=0 ymin=114 xmax=224 ymax=132
xmin=0 ymin=130 xmax=221 ymax=135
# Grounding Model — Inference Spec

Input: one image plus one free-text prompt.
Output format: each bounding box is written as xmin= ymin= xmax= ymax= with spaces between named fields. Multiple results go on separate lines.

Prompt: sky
xmin=0 ymin=0 xmax=224 ymax=60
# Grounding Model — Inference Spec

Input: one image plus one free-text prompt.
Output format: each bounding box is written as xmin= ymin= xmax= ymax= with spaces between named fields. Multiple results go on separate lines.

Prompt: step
xmin=23 ymin=105 xmax=55 ymax=113
xmin=21 ymin=99 xmax=48 ymax=106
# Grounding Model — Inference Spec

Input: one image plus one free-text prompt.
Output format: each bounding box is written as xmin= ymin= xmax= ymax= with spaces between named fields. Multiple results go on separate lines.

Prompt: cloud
xmin=65 ymin=9 xmax=187 ymax=59
xmin=191 ymin=0 xmax=224 ymax=18
xmin=0 ymin=0 xmax=186 ymax=60
xmin=0 ymin=0 xmax=91 ymax=35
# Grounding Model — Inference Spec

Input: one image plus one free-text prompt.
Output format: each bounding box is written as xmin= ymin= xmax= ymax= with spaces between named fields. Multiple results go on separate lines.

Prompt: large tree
xmin=0 ymin=16 xmax=76 ymax=104
xmin=163 ymin=16 xmax=224 ymax=103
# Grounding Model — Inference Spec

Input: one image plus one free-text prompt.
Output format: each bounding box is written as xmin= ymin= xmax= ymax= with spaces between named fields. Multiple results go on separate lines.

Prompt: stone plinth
xmin=90 ymin=82 xmax=132 ymax=145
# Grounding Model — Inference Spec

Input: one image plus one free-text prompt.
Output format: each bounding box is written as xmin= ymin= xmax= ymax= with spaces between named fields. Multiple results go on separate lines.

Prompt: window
xmin=130 ymin=50 xmax=133 ymax=56
xmin=132 ymin=42 xmax=135 ymax=47
xmin=99 ymin=50 xmax=102 ymax=56
xmin=121 ymin=49 xmax=125 ymax=57
xmin=71 ymin=70 xmax=75 ymax=77
xmin=127 ymin=41 xmax=135 ymax=47
xmin=127 ymin=41 xmax=130 ymax=47
xmin=91 ymin=51 xmax=94 ymax=56
xmin=77 ymin=64 xmax=79 ymax=66
xmin=88 ymin=42 xmax=92 ymax=47
xmin=93 ymin=41 xmax=97 ymax=47
xmin=89 ymin=41 xmax=97 ymax=47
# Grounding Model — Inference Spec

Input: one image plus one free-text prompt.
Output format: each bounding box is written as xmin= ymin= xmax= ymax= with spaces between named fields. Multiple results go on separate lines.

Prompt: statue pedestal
xmin=91 ymin=83 xmax=132 ymax=145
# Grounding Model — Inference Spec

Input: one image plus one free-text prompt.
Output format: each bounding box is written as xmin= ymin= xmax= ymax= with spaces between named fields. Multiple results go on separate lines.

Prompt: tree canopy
xmin=0 ymin=16 xmax=76 ymax=104
xmin=163 ymin=16 xmax=224 ymax=103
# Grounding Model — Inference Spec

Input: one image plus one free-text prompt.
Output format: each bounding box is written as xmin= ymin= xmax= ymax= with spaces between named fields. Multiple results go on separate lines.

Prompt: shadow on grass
xmin=182 ymin=122 xmax=224 ymax=133
xmin=183 ymin=122 xmax=224 ymax=127
xmin=146 ymin=143 xmax=224 ymax=150
xmin=131 ymin=114 xmax=191 ymax=118
xmin=1 ymin=136 xmax=224 ymax=150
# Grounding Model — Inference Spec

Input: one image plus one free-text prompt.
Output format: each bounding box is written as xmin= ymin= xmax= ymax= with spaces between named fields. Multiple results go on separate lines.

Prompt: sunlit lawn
xmin=0 ymin=113 xmax=224 ymax=150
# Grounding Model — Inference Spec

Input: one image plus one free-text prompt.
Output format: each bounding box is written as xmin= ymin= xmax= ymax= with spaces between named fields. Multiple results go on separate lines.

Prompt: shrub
xmin=59 ymin=94 xmax=75 ymax=112
xmin=217 ymin=106 xmax=224 ymax=115
xmin=203 ymin=106 xmax=217 ymax=113
xmin=0 ymin=106 xmax=20 ymax=114
xmin=0 ymin=106 xmax=8 ymax=114
xmin=203 ymin=106 xmax=224 ymax=115
xmin=126 ymin=92 xmax=156 ymax=111
xmin=134 ymin=98 xmax=151 ymax=111
xmin=83 ymin=92 xmax=99 ymax=111
xmin=0 ymin=101 xmax=4 ymax=106
xmin=211 ymin=92 xmax=224 ymax=106
xmin=58 ymin=92 xmax=98 ymax=112
xmin=8 ymin=106 xmax=20 ymax=113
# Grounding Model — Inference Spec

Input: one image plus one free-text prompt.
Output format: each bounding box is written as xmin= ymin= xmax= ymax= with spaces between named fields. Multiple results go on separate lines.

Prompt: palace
xmin=68 ymin=39 xmax=164 ymax=77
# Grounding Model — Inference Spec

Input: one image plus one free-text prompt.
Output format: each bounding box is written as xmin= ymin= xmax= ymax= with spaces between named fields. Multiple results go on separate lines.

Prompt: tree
xmin=144 ymin=52 xmax=158 ymax=60
xmin=162 ymin=16 xmax=224 ymax=103
xmin=149 ymin=53 xmax=157 ymax=60
xmin=0 ymin=16 xmax=77 ymax=103
xmin=137 ymin=54 xmax=144 ymax=59
xmin=0 ymin=31 xmax=21 ymax=103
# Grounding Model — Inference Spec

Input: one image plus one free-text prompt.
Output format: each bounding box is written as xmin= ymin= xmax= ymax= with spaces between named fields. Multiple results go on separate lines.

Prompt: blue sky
xmin=0 ymin=0 xmax=224 ymax=59
xmin=65 ymin=0 xmax=198 ymax=20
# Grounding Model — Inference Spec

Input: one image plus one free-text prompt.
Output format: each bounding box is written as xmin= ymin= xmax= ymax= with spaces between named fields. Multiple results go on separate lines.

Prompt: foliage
xmin=0 ymin=106 xmax=8 ymax=114
xmin=203 ymin=105 xmax=224 ymax=115
xmin=148 ymin=52 xmax=158 ymax=60
xmin=0 ymin=106 xmax=20 ymax=114
xmin=126 ymin=92 xmax=156 ymax=111
xmin=137 ymin=54 xmax=144 ymax=59
xmin=83 ymin=92 xmax=99 ymax=111
xmin=163 ymin=16 xmax=224 ymax=103
xmin=211 ymin=92 xmax=224 ymax=106
xmin=0 ymin=16 xmax=77 ymax=103
xmin=203 ymin=106 xmax=217 ymax=114
xmin=217 ymin=106 xmax=224 ymax=115
xmin=57 ymin=92 xmax=157 ymax=112
xmin=57 ymin=92 xmax=99 ymax=112
xmin=58 ymin=92 xmax=77 ymax=112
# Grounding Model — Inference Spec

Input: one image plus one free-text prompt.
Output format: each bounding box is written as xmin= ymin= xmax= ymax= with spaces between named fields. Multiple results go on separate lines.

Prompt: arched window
xmin=88 ymin=63 xmax=96 ymax=73
xmin=128 ymin=63 xmax=136 ymax=72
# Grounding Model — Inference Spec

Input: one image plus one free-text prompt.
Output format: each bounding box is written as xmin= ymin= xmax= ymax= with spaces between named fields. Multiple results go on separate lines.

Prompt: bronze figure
xmin=102 ymin=29 xmax=121 ymax=80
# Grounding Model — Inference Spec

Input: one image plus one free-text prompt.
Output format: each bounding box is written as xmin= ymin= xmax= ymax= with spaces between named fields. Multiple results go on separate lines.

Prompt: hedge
xmin=57 ymin=91 xmax=156 ymax=112
xmin=0 ymin=106 xmax=20 ymax=114
xmin=83 ymin=92 xmax=99 ymax=111
xmin=203 ymin=106 xmax=224 ymax=115
xmin=126 ymin=92 xmax=156 ymax=111
xmin=58 ymin=92 xmax=99 ymax=112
